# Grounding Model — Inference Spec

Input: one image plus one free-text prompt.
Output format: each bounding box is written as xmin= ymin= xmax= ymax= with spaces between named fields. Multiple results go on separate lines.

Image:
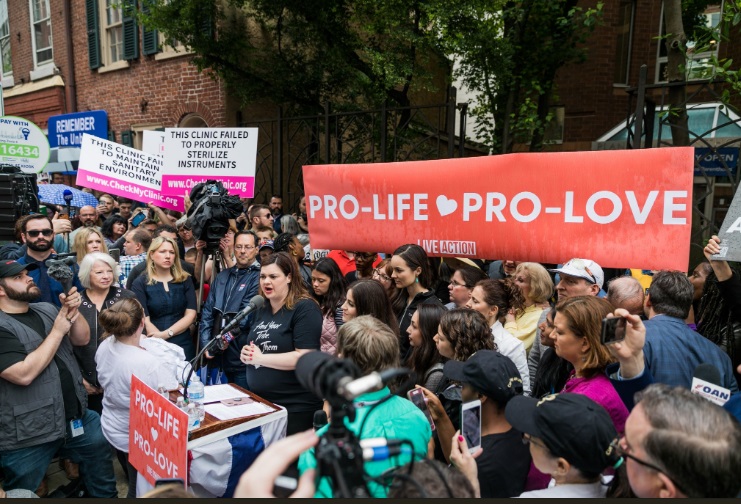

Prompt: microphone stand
xmin=182 ymin=336 xmax=220 ymax=403
xmin=65 ymin=202 xmax=72 ymax=252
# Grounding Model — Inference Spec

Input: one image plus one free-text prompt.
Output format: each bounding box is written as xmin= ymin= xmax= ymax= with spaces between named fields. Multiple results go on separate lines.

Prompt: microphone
xmin=219 ymin=295 xmax=265 ymax=336
xmin=691 ymin=363 xmax=731 ymax=406
xmin=45 ymin=256 xmax=76 ymax=294
xmin=313 ymin=410 xmax=328 ymax=431
xmin=359 ymin=438 xmax=412 ymax=461
xmin=63 ymin=189 xmax=74 ymax=212
xmin=339 ymin=368 xmax=405 ymax=400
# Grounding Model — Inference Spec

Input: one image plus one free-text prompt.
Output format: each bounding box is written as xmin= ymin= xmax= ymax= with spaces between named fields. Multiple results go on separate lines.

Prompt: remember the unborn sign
xmin=128 ymin=376 xmax=188 ymax=486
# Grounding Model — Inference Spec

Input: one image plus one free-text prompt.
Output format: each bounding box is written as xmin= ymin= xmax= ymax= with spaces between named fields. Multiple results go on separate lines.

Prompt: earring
xmin=581 ymin=355 xmax=587 ymax=363
xmin=415 ymin=276 xmax=419 ymax=283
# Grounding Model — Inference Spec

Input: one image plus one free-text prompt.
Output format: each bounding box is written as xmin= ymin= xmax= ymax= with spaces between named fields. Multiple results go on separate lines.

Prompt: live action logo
xmin=418 ymin=239 xmax=476 ymax=256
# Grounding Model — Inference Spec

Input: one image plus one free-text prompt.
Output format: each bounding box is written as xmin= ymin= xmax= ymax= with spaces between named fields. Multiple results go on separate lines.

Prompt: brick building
xmin=1 ymin=0 xmax=232 ymax=147
xmin=544 ymin=0 xmax=740 ymax=152
xmin=1 ymin=0 xmax=73 ymax=127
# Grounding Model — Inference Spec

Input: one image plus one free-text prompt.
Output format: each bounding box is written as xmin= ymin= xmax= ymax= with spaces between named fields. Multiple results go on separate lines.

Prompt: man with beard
xmin=269 ymin=194 xmax=283 ymax=233
xmin=199 ymin=230 xmax=261 ymax=388
xmin=69 ymin=205 xmax=100 ymax=243
xmin=0 ymin=260 xmax=117 ymax=497
xmin=17 ymin=215 xmax=83 ymax=307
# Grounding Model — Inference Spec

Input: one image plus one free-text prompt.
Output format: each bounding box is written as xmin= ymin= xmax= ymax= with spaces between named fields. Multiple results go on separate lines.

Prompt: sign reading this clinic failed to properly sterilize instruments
xmin=77 ymin=133 xmax=184 ymax=211
xmin=303 ymin=148 xmax=695 ymax=271
xmin=160 ymin=128 xmax=259 ymax=197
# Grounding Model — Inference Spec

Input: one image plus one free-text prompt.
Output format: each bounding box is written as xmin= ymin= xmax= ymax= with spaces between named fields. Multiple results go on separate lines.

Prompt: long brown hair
xmin=439 ymin=309 xmax=495 ymax=361
xmin=554 ymin=296 xmax=615 ymax=378
xmin=260 ymin=251 xmax=313 ymax=310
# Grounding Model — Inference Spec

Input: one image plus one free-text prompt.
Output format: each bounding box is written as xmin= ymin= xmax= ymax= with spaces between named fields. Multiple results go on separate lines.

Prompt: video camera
xmin=296 ymin=352 xmax=410 ymax=498
xmin=185 ymin=180 xmax=243 ymax=250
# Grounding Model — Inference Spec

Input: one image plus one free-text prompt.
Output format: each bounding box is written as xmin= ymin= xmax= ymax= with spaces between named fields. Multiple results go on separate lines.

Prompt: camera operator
xmin=199 ymin=230 xmax=261 ymax=389
xmin=297 ymin=315 xmax=432 ymax=497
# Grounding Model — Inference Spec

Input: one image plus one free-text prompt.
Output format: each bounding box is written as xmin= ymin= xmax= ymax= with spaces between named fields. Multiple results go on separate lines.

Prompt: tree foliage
xmin=141 ymin=0 xmax=605 ymax=152
xmin=140 ymin=0 xmax=449 ymax=115
xmin=437 ymin=1 xmax=603 ymax=153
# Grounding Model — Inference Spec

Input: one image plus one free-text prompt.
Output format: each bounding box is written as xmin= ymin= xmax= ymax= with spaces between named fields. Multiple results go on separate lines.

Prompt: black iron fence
xmin=625 ymin=66 xmax=741 ymax=267
xmin=240 ymin=87 xmax=473 ymax=210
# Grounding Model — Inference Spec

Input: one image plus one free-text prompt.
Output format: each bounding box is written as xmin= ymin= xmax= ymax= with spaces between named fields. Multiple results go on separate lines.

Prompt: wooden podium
xmin=137 ymin=384 xmax=287 ymax=497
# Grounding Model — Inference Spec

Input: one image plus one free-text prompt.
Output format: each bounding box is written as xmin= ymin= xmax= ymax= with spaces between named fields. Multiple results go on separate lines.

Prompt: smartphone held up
xmin=601 ymin=316 xmax=627 ymax=345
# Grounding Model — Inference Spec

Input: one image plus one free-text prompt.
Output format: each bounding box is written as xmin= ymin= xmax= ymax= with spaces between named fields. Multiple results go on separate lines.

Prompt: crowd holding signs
xmin=1 ymin=118 xmax=741 ymax=499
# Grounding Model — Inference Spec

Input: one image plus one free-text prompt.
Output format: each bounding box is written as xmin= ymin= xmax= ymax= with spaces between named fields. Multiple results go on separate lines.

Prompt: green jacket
xmin=298 ymin=387 xmax=432 ymax=498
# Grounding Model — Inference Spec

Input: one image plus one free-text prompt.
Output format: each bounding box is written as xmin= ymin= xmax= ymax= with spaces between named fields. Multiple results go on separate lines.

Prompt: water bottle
xmin=187 ymin=403 xmax=200 ymax=431
xmin=188 ymin=375 xmax=205 ymax=404
xmin=176 ymin=396 xmax=186 ymax=411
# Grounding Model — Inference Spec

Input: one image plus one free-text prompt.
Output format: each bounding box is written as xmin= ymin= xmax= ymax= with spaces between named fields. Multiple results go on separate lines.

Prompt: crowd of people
xmin=0 ymin=188 xmax=740 ymax=498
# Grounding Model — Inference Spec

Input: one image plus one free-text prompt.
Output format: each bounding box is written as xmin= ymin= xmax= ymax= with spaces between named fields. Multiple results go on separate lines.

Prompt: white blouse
xmin=491 ymin=321 xmax=531 ymax=395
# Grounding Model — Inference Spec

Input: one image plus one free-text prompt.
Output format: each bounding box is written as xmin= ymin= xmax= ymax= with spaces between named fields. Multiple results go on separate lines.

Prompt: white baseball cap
xmin=550 ymin=258 xmax=604 ymax=289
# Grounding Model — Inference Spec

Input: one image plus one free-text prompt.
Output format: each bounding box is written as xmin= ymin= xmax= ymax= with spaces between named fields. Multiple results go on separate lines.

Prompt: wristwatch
xmin=167 ymin=329 xmax=174 ymax=338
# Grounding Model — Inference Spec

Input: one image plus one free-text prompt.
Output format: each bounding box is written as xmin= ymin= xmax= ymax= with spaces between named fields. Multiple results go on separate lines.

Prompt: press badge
xmin=70 ymin=419 xmax=84 ymax=437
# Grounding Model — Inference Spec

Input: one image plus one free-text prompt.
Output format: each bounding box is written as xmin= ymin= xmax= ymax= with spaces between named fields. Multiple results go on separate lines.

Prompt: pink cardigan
xmin=561 ymin=371 xmax=629 ymax=434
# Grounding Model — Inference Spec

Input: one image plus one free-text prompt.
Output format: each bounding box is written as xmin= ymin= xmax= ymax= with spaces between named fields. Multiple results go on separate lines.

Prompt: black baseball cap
xmin=0 ymin=260 xmax=38 ymax=278
xmin=443 ymin=350 xmax=524 ymax=404
xmin=505 ymin=393 xmax=619 ymax=474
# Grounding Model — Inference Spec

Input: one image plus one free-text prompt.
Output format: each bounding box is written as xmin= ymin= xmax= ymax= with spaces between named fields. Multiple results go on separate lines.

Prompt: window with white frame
xmin=102 ymin=0 xmax=124 ymax=65
xmin=0 ymin=0 xmax=12 ymax=80
xmin=656 ymin=2 xmax=722 ymax=83
xmin=29 ymin=0 xmax=53 ymax=67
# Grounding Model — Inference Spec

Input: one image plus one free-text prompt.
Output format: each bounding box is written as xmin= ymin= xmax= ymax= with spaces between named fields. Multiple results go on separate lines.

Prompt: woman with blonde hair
xmin=130 ymin=236 xmax=197 ymax=359
xmin=72 ymin=227 xmax=108 ymax=265
xmin=96 ymin=298 xmax=182 ymax=498
xmin=504 ymin=262 xmax=553 ymax=353
xmin=240 ymin=252 xmax=322 ymax=434
xmin=551 ymin=296 xmax=629 ymax=432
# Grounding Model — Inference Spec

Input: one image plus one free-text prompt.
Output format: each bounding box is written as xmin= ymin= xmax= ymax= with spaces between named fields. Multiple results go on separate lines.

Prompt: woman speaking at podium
xmin=240 ymin=252 xmax=322 ymax=434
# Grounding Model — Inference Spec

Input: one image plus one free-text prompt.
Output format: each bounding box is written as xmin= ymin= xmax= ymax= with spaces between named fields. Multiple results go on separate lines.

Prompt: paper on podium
xmin=203 ymin=384 xmax=251 ymax=404
xmin=205 ymin=401 xmax=276 ymax=421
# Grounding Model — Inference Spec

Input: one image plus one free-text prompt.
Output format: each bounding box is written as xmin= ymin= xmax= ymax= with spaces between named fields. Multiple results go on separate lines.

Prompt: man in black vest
xmin=0 ymin=260 xmax=117 ymax=497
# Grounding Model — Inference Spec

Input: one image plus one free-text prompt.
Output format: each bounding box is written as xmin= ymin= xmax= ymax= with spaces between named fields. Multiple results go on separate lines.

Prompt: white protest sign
xmin=77 ymin=133 xmax=184 ymax=211
xmin=0 ymin=115 xmax=50 ymax=173
xmin=142 ymin=130 xmax=166 ymax=158
xmin=712 ymin=186 xmax=741 ymax=262
xmin=160 ymin=128 xmax=258 ymax=197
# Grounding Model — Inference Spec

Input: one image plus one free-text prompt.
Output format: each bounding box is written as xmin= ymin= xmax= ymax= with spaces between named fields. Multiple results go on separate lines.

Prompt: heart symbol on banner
xmin=436 ymin=195 xmax=458 ymax=217
xmin=151 ymin=427 xmax=159 ymax=441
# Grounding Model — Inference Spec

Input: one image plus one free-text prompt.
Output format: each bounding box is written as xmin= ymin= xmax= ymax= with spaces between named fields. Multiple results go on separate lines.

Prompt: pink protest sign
xmin=77 ymin=133 xmax=184 ymax=211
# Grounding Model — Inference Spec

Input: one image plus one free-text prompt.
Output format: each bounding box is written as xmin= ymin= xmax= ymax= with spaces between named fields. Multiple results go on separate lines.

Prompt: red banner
xmin=302 ymin=148 xmax=694 ymax=271
xmin=129 ymin=376 xmax=188 ymax=486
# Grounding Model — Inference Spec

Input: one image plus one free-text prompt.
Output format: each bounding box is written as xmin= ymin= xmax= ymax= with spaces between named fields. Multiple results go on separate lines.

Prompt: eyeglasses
xmin=26 ymin=229 xmax=53 ymax=238
xmin=178 ymin=226 xmax=192 ymax=232
xmin=521 ymin=434 xmax=548 ymax=450
xmin=235 ymin=245 xmax=256 ymax=251
xmin=449 ymin=279 xmax=464 ymax=288
xmin=351 ymin=252 xmax=376 ymax=260
xmin=610 ymin=439 xmax=688 ymax=495
xmin=372 ymin=269 xmax=391 ymax=282
xmin=569 ymin=259 xmax=597 ymax=284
